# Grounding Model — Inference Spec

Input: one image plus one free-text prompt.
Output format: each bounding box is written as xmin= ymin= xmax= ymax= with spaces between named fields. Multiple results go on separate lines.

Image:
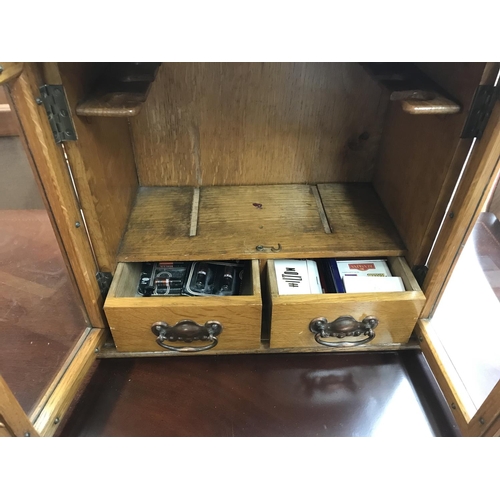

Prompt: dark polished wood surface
xmin=60 ymin=351 xmax=458 ymax=437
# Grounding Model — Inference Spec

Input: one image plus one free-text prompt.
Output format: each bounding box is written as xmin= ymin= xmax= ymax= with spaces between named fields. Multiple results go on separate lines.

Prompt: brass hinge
xmin=37 ymin=84 xmax=77 ymax=144
xmin=461 ymin=85 xmax=499 ymax=139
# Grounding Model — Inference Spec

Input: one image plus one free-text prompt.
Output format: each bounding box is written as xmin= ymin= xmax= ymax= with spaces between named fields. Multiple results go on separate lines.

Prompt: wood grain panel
xmin=317 ymin=183 xmax=404 ymax=252
xmin=268 ymin=258 xmax=424 ymax=349
xmin=104 ymin=261 xmax=262 ymax=352
xmin=98 ymin=340 xmax=419 ymax=357
xmin=130 ymin=63 xmax=387 ymax=186
xmin=53 ymin=63 xmax=139 ymax=272
xmin=373 ymin=63 xmax=488 ymax=268
xmin=118 ymin=186 xmax=193 ymax=259
xmin=118 ymin=184 xmax=406 ymax=262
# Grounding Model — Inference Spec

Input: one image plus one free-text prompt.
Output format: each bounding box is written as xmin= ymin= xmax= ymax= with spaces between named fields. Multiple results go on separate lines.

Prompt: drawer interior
xmin=269 ymin=256 xmax=423 ymax=297
xmin=107 ymin=260 xmax=259 ymax=299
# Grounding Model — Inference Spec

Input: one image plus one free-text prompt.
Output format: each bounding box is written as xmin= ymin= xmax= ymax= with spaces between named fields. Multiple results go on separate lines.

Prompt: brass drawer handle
xmin=309 ymin=315 xmax=378 ymax=348
xmin=151 ymin=320 xmax=223 ymax=352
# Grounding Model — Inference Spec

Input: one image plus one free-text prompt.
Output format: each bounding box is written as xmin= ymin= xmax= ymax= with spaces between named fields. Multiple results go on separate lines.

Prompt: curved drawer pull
xmin=309 ymin=315 xmax=378 ymax=348
xmin=151 ymin=320 xmax=223 ymax=352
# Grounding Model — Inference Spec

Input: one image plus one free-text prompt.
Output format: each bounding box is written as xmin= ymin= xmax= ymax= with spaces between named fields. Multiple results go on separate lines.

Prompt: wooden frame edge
xmin=0 ymin=62 xmax=24 ymax=86
xmin=32 ymin=328 xmax=106 ymax=437
xmin=0 ymin=376 xmax=39 ymax=437
xmin=29 ymin=327 xmax=93 ymax=422
xmin=415 ymin=320 xmax=472 ymax=435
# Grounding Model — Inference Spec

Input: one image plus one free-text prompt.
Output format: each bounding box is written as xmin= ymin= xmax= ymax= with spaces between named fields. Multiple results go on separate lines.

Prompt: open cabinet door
xmin=417 ymin=97 xmax=500 ymax=437
xmin=1 ymin=63 xmax=107 ymax=436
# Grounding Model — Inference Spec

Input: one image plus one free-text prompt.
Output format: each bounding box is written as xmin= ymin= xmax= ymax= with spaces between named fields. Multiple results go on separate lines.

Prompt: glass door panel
xmin=429 ymin=169 xmax=500 ymax=419
xmin=0 ymin=96 xmax=89 ymax=416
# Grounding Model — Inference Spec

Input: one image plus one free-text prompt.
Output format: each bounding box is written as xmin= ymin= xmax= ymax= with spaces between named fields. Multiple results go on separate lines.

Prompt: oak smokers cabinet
xmin=2 ymin=62 xmax=500 ymax=437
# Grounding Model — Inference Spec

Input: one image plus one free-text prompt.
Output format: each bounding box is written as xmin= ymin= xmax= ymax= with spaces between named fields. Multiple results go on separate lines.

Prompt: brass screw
xmin=94 ymin=347 xmax=99 ymax=353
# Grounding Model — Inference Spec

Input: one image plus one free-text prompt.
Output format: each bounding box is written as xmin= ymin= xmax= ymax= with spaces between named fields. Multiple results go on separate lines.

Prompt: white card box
xmin=343 ymin=276 xmax=406 ymax=293
xmin=274 ymin=260 xmax=322 ymax=295
xmin=337 ymin=259 xmax=392 ymax=278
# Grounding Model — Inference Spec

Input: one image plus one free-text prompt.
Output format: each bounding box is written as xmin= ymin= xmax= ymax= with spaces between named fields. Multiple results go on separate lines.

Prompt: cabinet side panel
xmin=55 ymin=63 xmax=139 ymax=272
xmin=373 ymin=63 xmax=487 ymax=268
xmin=130 ymin=63 xmax=388 ymax=186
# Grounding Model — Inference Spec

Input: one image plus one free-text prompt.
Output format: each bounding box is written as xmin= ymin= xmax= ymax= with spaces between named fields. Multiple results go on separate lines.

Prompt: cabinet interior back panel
xmin=130 ymin=63 xmax=387 ymax=186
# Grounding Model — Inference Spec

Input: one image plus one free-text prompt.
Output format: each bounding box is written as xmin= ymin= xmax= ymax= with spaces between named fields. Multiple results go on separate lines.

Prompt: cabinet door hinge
xmin=37 ymin=84 xmax=77 ymax=144
xmin=461 ymin=85 xmax=499 ymax=139
xmin=96 ymin=271 xmax=112 ymax=298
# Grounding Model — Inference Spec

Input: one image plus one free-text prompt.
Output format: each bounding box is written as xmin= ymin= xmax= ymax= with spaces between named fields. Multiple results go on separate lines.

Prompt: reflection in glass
xmin=432 ymin=212 xmax=500 ymax=410
xmin=0 ymin=133 xmax=88 ymax=415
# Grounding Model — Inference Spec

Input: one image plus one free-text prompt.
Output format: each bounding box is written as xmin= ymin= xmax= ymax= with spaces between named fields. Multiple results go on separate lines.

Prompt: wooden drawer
xmin=267 ymin=257 xmax=425 ymax=349
xmin=104 ymin=260 xmax=262 ymax=352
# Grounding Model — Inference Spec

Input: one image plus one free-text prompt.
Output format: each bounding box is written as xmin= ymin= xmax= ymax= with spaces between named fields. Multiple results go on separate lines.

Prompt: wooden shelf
xmin=117 ymin=183 xmax=406 ymax=262
xmin=359 ymin=63 xmax=461 ymax=115
xmin=75 ymin=63 xmax=161 ymax=117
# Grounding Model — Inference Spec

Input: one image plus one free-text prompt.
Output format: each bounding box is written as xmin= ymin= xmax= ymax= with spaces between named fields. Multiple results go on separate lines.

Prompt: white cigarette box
xmin=274 ymin=260 xmax=322 ymax=295
xmin=337 ymin=259 xmax=392 ymax=279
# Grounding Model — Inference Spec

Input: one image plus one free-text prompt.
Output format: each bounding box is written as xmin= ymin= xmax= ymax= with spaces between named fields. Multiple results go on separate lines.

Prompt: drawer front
xmin=106 ymin=302 xmax=262 ymax=352
xmin=269 ymin=296 xmax=424 ymax=348
xmin=268 ymin=257 xmax=425 ymax=349
xmin=105 ymin=260 xmax=262 ymax=353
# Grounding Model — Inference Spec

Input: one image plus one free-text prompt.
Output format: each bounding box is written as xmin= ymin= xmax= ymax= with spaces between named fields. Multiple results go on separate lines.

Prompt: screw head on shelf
xmin=0 ymin=65 xmax=3 ymax=74
xmin=54 ymin=417 xmax=60 ymax=424
xmin=479 ymin=417 xmax=485 ymax=425
xmin=450 ymin=402 xmax=457 ymax=410
xmin=35 ymin=97 xmax=43 ymax=105
xmin=75 ymin=222 xmax=81 ymax=228
xmin=24 ymin=432 xmax=30 ymax=437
